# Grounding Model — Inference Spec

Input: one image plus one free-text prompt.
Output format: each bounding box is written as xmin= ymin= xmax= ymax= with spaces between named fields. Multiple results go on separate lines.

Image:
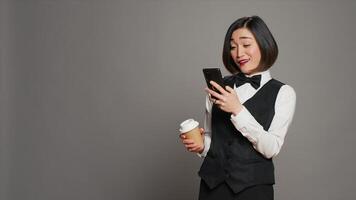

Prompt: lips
xmin=238 ymin=59 xmax=249 ymax=66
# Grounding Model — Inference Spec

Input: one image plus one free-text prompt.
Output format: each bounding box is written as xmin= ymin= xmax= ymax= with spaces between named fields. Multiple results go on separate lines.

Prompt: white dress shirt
xmin=198 ymin=70 xmax=296 ymax=159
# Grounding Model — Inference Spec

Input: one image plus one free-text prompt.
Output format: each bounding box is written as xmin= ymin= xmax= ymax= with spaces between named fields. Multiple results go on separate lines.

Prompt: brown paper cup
xmin=179 ymin=119 xmax=203 ymax=147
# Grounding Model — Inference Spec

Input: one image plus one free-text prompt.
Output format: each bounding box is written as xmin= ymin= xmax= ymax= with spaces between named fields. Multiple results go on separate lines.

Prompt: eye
xmin=243 ymin=44 xmax=251 ymax=47
xmin=230 ymin=46 xmax=236 ymax=50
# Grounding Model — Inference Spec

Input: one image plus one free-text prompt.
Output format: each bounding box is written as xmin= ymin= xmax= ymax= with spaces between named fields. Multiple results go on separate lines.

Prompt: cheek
xmin=230 ymin=51 xmax=236 ymax=59
xmin=250 ymin=48 xmax=261 ymax=62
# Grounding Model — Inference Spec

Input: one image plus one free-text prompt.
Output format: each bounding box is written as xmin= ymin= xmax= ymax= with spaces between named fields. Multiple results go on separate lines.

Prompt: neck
xmin=244 ymin=70 xmax=263 ymax=77
xmin=241 ymin=65 xmax=264 ymax=76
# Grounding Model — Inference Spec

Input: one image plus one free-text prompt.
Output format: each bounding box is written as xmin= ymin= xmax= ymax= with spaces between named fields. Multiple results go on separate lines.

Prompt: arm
xmin=197 ymin=94 xmax=213 ymax=158
xmin=230 ymin=85 xmax=296 ymax=159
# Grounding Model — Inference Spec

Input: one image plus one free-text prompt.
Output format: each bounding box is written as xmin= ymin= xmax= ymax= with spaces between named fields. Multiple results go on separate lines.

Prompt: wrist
xmin=232 ymin=106 xmax=242 ymax=116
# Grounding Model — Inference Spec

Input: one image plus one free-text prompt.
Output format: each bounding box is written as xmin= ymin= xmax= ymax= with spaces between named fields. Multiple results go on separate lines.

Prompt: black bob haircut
xmin=222 ymin=16 xmax=278 ymax=74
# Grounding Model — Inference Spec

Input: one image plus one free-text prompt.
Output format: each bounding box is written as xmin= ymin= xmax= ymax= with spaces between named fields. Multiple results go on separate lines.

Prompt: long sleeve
xmin=230 ymin=85 xmax=296 ymax=159
xmin=197 ymin=95 xmax=213 ymax=158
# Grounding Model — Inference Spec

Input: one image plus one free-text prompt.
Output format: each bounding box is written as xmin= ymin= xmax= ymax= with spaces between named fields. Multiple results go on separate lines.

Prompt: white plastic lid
xmin=179 ymin=119 xmax=199 ymax=133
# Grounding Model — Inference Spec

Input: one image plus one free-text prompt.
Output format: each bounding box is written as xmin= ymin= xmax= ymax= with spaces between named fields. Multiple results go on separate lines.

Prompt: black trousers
xmin=198 ymin=179 xmax=274 ymax=200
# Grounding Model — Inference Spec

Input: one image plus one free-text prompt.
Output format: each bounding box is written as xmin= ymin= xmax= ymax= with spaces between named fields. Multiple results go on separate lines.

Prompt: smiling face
xmin=230 ymin=28 xmax=262 ymax=75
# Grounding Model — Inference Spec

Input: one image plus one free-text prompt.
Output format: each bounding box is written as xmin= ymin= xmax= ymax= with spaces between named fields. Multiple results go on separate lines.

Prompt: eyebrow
xmin=230 ymin=36 xmax=253 ymax=41
xmin=239 ymin=36 xmax=252 ymax=39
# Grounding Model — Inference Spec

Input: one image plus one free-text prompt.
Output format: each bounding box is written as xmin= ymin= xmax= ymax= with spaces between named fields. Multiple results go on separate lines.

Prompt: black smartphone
xmin=202 ymin=68 xmax=225 ymax=96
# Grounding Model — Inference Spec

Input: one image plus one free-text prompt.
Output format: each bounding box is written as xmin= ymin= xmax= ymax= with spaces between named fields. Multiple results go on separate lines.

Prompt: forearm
xmin=197 ymin=94 xmax=213 ymax=158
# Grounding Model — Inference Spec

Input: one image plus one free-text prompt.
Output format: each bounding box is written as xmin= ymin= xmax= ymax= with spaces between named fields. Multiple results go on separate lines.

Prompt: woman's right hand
xmin=179 ymin=128 xmax=205 ymax=154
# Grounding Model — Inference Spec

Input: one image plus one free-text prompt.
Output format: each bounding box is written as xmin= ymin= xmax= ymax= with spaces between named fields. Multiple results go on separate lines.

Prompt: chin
xmin=241 ymin=66 xmax=259 ymax=75
xmin=240 ymin=68 xmax=252 ymax=74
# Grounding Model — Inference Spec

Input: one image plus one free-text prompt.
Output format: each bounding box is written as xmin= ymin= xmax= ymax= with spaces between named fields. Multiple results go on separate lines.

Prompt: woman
xmin=180 ymin=16 xmax=296 ymax=200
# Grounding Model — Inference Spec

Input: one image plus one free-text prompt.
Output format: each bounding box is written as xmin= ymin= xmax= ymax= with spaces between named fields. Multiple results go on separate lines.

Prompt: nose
xmin=237 ymin=46 xmax=244 ymax=58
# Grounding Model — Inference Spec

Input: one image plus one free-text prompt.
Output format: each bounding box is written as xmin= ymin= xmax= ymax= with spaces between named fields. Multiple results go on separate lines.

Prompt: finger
xmin=208 ymin=95 xmax=215 ymax=103
xmin=188 ymin=145 xmax=200 ymax=151
xmin=188 ymin=148 xmax=196 ymax=152
xmin=215 ymin=100 xmax=225 ymax=107
xmin=187 ymin=145 xmax=198 ymax=151
xmin=205 ymin=87 xmax=225 ymax=102
xmin=199 ymin=128 xmax=204 ymax=134
xmin=179 ymin=134 xmax=186 ymax=139
xmin=210 ymin=81 xmax=228 ymax=95
xmin=190 ymin=145 xmax=202 ymax=152
xmin=186 ymin=143 xmax=198 ymax=148
xmin=188 ymin=147 xmax=199 ymax=152
xmin=225 ymin=86 xmax=234 ymax=93
xmin=182 ymin=139 xmax=195 ymax=144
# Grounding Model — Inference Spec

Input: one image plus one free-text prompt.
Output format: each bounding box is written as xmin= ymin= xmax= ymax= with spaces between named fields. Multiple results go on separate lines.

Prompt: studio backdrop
xmin=1 ymin=0 xmax=355 ymax=199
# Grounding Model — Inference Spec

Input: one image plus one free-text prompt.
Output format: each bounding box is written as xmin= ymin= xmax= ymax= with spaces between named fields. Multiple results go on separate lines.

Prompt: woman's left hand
xmin=205 ymin=81 xmax=243 ymax=116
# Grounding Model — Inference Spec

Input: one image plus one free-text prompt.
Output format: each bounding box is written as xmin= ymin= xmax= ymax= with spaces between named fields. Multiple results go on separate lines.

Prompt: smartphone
xmin=202 ymin=68 xmax=225 ymax=97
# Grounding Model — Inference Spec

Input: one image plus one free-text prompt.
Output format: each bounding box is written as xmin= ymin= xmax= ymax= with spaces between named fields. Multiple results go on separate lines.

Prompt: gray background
xmin=1 ymin=0 xmax=356 ymax=199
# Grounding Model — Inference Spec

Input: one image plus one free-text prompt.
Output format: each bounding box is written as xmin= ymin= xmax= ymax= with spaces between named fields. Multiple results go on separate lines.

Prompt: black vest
xmin=198 ymin=75 xmax=284 ymax=194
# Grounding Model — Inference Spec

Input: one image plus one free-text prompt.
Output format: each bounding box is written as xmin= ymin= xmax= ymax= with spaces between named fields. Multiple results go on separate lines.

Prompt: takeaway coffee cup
xmin=179 ymin=119 xmax=203 ymax=147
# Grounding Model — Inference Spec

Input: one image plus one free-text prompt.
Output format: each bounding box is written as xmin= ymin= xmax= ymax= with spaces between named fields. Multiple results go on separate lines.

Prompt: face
xmin=230 ymin=28 xmax=262 ymax=75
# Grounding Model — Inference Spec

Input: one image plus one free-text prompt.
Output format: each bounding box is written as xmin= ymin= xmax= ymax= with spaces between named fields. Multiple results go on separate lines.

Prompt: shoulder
xmin=268 ymin=76 xmax=296 ymax=103
xmin=269 ymin=78 xmax=296 ymax=96
xmin=269 ymin=78 xmax=285 ymax=88
xmin=276 ymin=84 xmax=296 ymax=104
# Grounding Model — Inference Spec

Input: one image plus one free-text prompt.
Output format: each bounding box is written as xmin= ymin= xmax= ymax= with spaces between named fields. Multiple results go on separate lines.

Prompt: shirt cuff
xmin=230 ymin=106 xmax=259 ymax=145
